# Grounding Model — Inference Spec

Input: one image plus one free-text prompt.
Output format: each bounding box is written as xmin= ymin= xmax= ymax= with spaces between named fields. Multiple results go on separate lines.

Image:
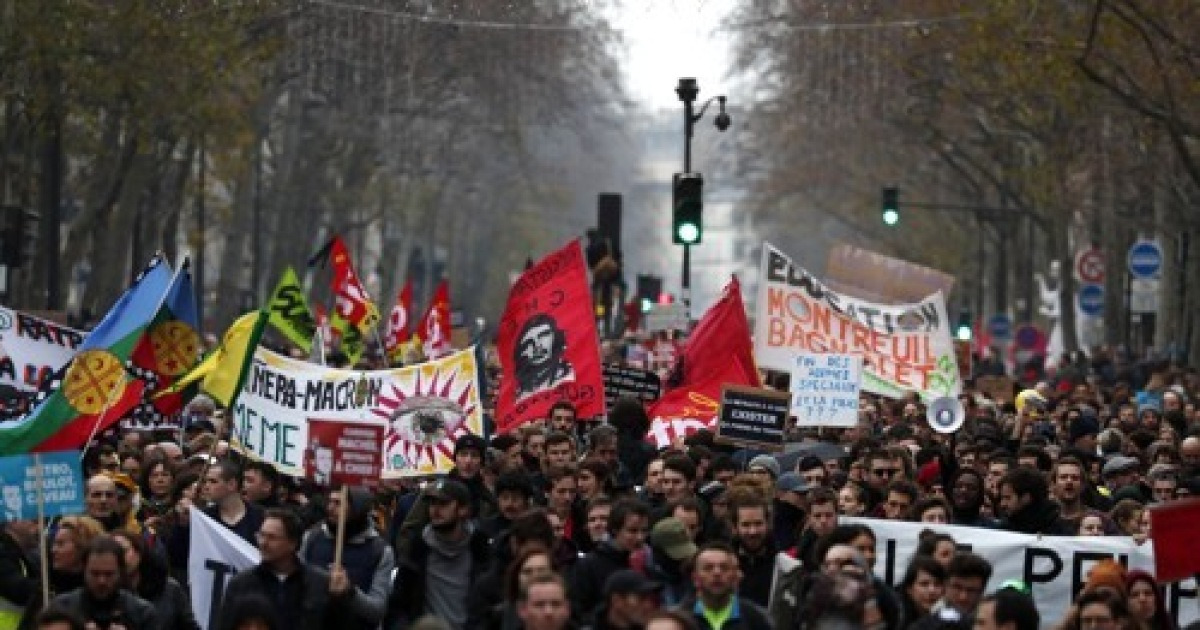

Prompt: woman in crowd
xmin=1110 ymin=499 xmax=1144 ymax=539
xmin=49 ymin=516 xmax=104 ymax=596
xmin=1078 ymin=512 xmax=1106 ymax=536
xmin=899 ymin=555 xmax=945 ymax=628
xmin=138 ymin=457 xmax=176 ymax=525
xmin=909 ymin=497 xmax=951 ymax=524
xmin=111 ymin=529 xmax=198 ymax=630
xmin=1057 ymin=587 xmax=1144 ymax=630
xmin=485 ymin=546 xmax=557 ymax=630
xmin=914 ymin=530 xmax=957 ymax=570
xmin=1126 ymin=569 xmax=1177 ymax=630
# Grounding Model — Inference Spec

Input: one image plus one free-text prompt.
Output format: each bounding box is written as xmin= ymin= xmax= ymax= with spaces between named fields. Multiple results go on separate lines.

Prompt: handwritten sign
xmin=790 ymin=352 xmax=862 ymax=427
xmin=644 ymin=303 xmax=689 ymax=333
xmin=0 ymin=450 xmax=85 ymax=521
xmin=716 ymin=385 xmax=790 ymax=451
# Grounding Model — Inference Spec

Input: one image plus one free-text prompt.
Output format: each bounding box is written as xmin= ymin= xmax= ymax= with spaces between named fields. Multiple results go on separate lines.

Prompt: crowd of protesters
xmin=1 ymin=345 xmax=1198 ymax=630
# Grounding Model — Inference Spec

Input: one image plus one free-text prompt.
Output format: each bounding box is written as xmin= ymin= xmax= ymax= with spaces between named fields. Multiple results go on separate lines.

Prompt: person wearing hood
xmin=394 ymin=434 xmax=497 ymax=560
xmin=300 ymin=486 xmax=394 ymax=630
xmin=390 ymin=478 xmax=492 ymax=629
xmin=997 ymin=467 xmax=1074 ymax=535
xmin=571 ymin=499 xmax=653 ymax=621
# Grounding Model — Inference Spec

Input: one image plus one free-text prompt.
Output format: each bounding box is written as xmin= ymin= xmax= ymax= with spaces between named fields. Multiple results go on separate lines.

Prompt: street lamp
xmin=675 ymin=78 xmax=730 ymax=314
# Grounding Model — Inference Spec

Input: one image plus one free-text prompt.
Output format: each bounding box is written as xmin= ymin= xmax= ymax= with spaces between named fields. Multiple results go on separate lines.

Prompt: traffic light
xmin=0 ymin=206 xmax=35 ymax=267
xmin=882 ymin=186 xmax=899 ymax=226
xmin=636 ymin=274 xmax=662 ymax=313
xmin=955 ymin=310 xmax=973 ymax=341
xmin=672 ymin=172 xmax=703 ymax=245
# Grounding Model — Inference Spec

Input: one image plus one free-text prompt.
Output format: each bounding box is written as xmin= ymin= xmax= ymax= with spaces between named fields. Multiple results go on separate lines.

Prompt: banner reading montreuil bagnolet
xmin=231 ymin=346 xmax=484 ymax=478
xmin=754 ymin=243 xmax=961 ymax=401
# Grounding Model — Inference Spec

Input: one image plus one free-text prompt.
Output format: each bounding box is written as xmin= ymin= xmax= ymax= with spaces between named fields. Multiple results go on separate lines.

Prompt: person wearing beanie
xmin=1068 ymin=412 xmax=1101 ymax=453
xmin=747 ymin=455 xmax=780 ymax=480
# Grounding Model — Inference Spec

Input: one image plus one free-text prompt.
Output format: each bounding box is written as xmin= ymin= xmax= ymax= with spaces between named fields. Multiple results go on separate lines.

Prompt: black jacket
xmin=1002 ymin=499 xmax=1075 ymax=535
xmin=571 ymin=541 xmax=635 ymax=621
xmin=734 ymin=540 xmax=777 ymax=609
xmin=218 ymin=561 xmax=344 ymax=630
xmin=52 ymin=589 xmax=159 ymax=630
xmin=0 ymin=529 xmax=37 ymax=628
xmin=678 ymin=595 xmax=773 ymax=630
xmin=390 ymin=524 xmax=492 ymax=628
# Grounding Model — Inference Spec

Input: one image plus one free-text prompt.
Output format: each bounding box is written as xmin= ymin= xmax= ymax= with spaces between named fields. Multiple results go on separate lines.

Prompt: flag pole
xmin=34 ymin=453 xmax=49 ymax=606
xmin=333 ymin=484 xmax=348 ymax=568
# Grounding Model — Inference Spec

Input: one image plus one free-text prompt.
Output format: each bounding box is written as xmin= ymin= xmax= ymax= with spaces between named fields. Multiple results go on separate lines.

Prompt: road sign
xmin=1128 ymin=240 xmax=1163 ymax=279
xmin=987 ymin=314 xmax=1013 ymax=341
xmin=1014 ymin=324 xmax=1043 ymax=351
xmin=1131 ymin=278 xmax=1160 ymax=313
xmin=1076 ymin=248 xmax=1105 ymax=283
xmin=1077 ymin=283 xmax=1104 ymax=317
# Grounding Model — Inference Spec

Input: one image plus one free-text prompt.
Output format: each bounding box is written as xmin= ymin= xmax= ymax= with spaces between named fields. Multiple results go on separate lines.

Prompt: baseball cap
xmin=425 ymin=478 xmax=471 ymax=505
xmin=1102 ymin=455 xmax=1140 ymax=478
xmin=776 ymin=472 xmax=809 ymax=494
xmin=454 ymin=434 xmax=487 ymax=458
xmin=651 ymin=518 xmax=698 ymax=562
xmin=604 ymin=570 xmax=662 ymax=596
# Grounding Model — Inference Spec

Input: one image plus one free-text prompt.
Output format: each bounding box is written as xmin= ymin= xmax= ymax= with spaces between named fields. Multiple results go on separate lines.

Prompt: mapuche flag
xmin=494 ymin=240 xmax=604 ymax=433
xmin=267 ymin=266 xmax=317 ymax=353
xmin=647 ymin=276 xmax=760 ymax=447
xmin=123 ymin=260 xmax=202 ymax=426
xmin=416 ymin=281 xmax=451 ymax=360
xmin=0 ymin=257 xmax=174 ymax=455
xmin=329 ymin=237 xmax=380 ymax=332
xmin=384 ymin=280 xmax=413 ymax=362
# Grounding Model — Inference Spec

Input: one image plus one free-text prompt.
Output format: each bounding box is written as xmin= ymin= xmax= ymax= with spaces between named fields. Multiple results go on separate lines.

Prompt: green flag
xmin=332 ymin=311 xmax=365 ymax=366
xmin=266 ymin=267 xmax=316 ymax=353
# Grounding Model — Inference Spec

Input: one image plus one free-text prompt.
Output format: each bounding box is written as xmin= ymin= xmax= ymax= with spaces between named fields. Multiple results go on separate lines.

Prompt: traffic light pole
xmin=679 ymin=81 xmax=696 ymax=315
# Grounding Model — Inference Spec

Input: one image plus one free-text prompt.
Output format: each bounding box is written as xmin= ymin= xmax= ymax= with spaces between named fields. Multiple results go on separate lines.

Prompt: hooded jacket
xmin=300 ymin=487 xmax=394 ymax=630
xmin=1002 ymin=498 xmax=1074 ymax=535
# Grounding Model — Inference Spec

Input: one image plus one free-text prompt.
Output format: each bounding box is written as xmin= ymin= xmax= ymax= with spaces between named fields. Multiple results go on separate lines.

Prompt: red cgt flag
xmin=495 ymin=240 xmax=604 ymax=433
xmin=647 ymin=276 xmax=760 ymax=447
xmin=329 ymin=237 xmax=380 ymax=331
xmin=385 ymin=280 xmax=413 ymax=360
xmin=416 ymin=281 xmax=452 ymax=360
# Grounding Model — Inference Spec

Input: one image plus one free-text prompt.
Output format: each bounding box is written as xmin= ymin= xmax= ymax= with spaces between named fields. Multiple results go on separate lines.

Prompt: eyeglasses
xmin=872 ymin=468 xmax=899 ymax=477
xmin=89 ymin=491 xmax=116 ymax=499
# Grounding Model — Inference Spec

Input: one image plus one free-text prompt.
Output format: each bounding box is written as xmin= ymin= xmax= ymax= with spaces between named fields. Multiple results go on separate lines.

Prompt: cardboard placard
xmin=603 ymin=364 xmax=661 ymax=409
xmin=305 ymin=419 xmax=385 ymax=487
xmin=790 ymin=353 xmax=861 ymax=428
xmin=975 ymin=375 xmax=1015 ymax=404
xmin=716 ymin=385 xmax=790 ymax=451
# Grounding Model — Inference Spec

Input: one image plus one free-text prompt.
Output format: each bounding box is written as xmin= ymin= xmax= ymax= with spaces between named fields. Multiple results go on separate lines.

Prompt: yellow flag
xmin=171 ymin=310 xmax=268 ymax=407
xmin=266 ymin=267 xmax=316 ymax=353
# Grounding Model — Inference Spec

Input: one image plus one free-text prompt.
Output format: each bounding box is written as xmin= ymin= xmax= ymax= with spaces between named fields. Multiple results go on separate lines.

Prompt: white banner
xmin=189 ymin=509 xmax=260 ymax=630
xmin=790 ymin=352 xmax=861 ymax=427
xmin=0 ymin=306 xmax=83 ymax=391
xmin=232 ymin=346 xmax=484 ymax=478
xmin=755 ymin=244 xmax=961 ymax=401
xmin=846 ymin=518 xmax=1199 ymax=628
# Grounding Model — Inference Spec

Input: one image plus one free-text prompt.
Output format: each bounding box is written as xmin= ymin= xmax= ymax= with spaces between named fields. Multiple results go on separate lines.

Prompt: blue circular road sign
xmin=1078 ymin=283 xmax=1104 ymax=317
xmin=1128 ymin=241 xmax=1163 ymax=279
xmin=987 ymin=314 xmax=1013 ymax=340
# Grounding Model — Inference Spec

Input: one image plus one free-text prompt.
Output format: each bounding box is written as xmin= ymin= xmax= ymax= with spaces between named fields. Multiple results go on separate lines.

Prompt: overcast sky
xmin=603 ymin=0 xmax=736 ymax=110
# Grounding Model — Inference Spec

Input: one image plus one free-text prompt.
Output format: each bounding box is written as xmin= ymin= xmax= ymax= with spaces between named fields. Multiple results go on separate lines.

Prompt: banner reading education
xmin=754 ymin=243 xmax=961 ymax=401
xmin=845 ymin=517 xmax=1199 ymax=628
xmin=232 ymin=346 xmax=483 ymax=478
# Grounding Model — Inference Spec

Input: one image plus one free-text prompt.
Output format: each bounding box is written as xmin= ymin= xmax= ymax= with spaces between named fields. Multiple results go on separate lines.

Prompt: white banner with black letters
xmin=846 ymin=518 xmax=1198 ymax=628
xmin=189 ymin=509 xmax=260 ymax=630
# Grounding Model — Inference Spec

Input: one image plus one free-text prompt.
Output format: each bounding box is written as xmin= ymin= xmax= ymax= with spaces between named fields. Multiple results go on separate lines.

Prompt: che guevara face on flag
xmin=495 ymin=240 xmax=605 ymax=433
xmin=514 ymin=313 xmax=575 ymax=400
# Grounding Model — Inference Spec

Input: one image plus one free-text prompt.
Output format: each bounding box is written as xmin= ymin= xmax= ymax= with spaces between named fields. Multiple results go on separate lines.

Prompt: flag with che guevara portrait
xmin=494 ymin=240 xmax=604 ymax=433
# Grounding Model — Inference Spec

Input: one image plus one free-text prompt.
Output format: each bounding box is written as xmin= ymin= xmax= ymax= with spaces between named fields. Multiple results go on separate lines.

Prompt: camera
xmin=714 ymin=111 xmax=731 ymax=131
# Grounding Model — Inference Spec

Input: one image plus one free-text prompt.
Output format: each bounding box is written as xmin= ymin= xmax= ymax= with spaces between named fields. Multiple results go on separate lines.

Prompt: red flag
xmin=416 ymin=281 xmax=452 ymax=359
xmin=495 ymin=241 xmax=604 ymax=433
xmin=329 ymin=237 xmax=380 ymax=331
xmin=647 ymin=277 xmax=759 ymax=446
xmin=385 ymin=280 xmax=413 ymax=361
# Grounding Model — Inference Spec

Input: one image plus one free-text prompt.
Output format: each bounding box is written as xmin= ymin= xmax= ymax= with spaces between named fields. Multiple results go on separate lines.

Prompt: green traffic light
xmin=640 ymin=298 xmax=653 ymax=313
xmin=955 ymin=325 xmax=972 ymax=341
xmin=883 ymin=209 xmax=899 ymax=226
xmin=677 ymin=222 xmax=700 ymax=244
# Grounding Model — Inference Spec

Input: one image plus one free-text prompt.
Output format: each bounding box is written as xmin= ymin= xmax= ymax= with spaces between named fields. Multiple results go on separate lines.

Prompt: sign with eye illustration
xmin=232 ymin=346 xmax=484 ymax=478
